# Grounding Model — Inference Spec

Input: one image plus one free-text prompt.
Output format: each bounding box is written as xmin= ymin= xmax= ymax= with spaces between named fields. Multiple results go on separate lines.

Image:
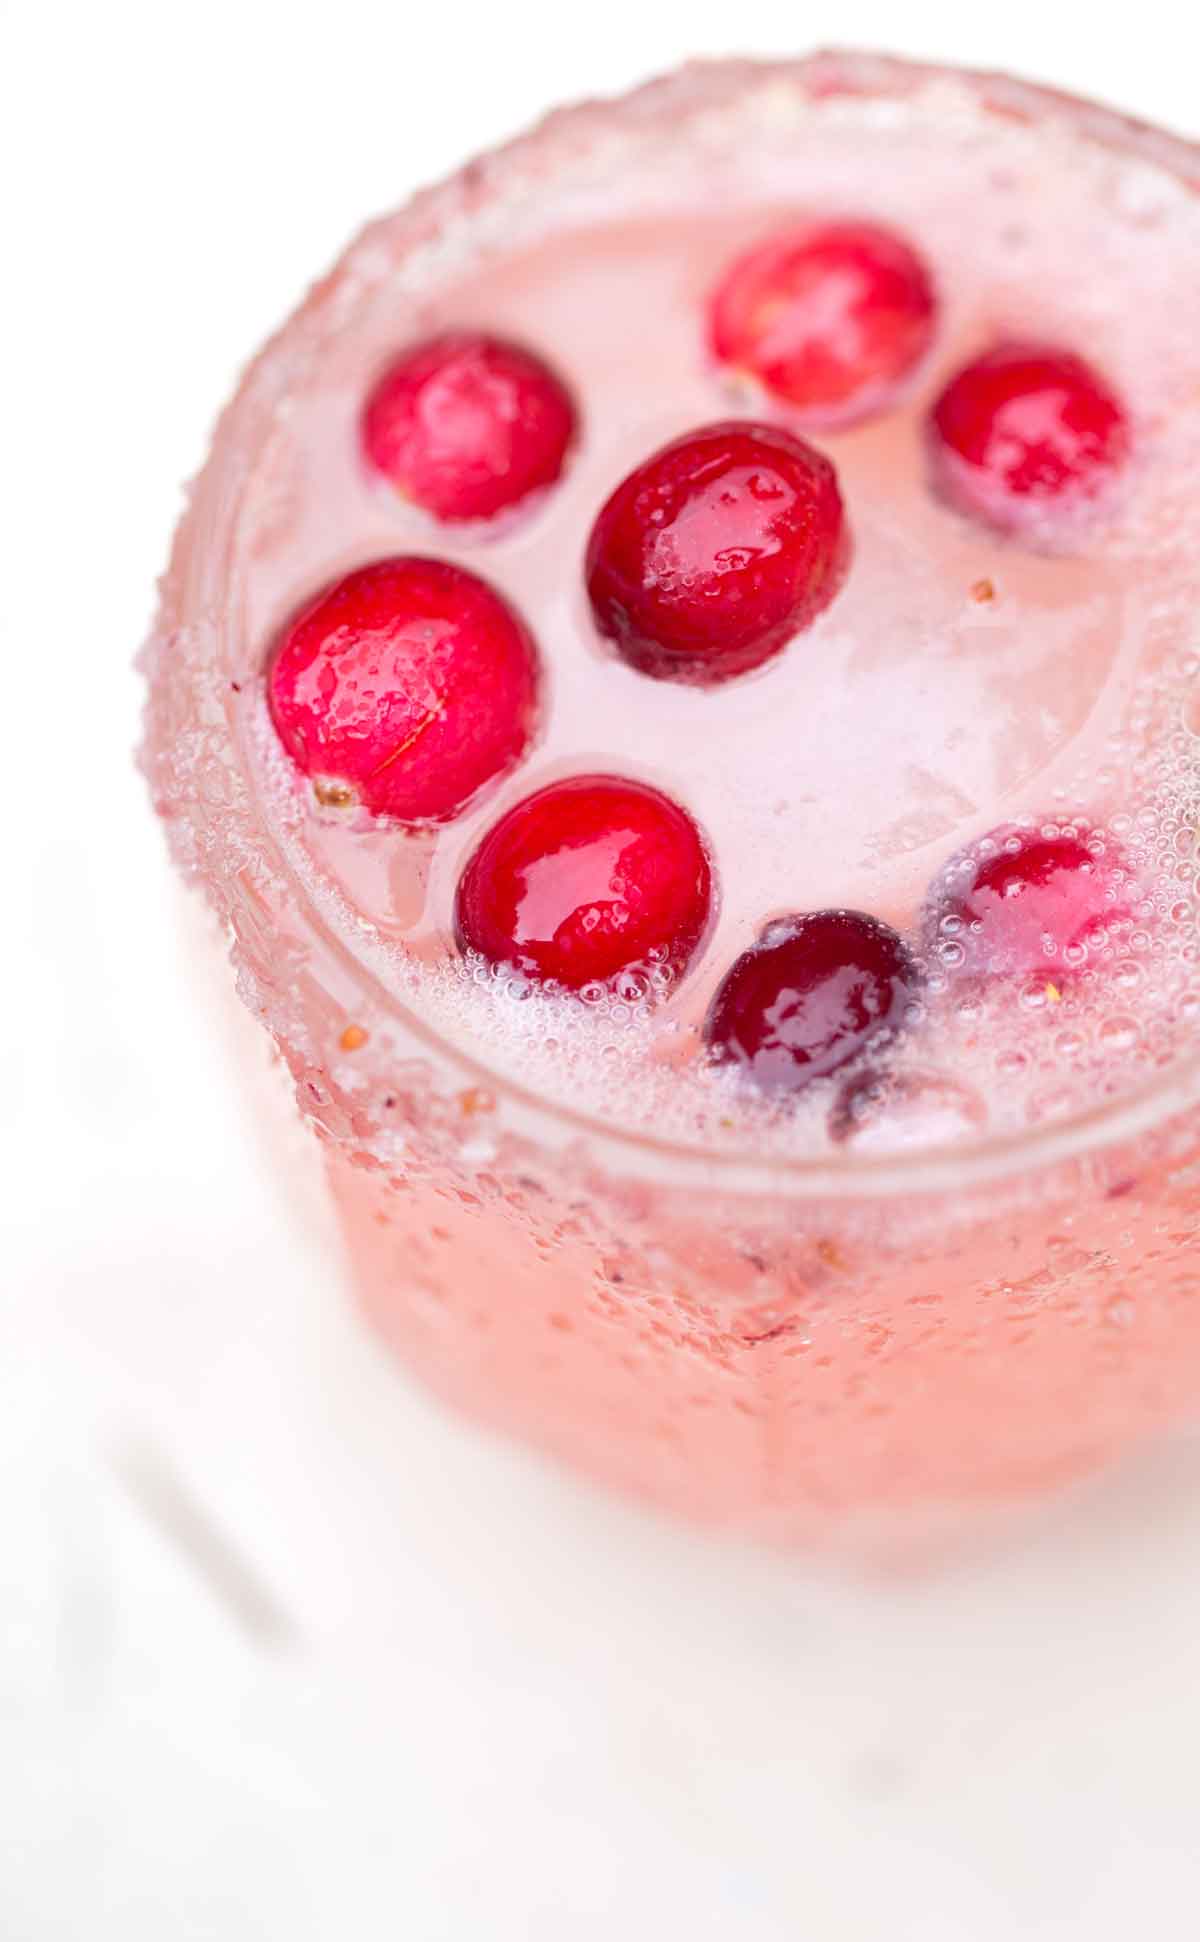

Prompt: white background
xmin=7 ymin=2 xmax=1200 ymax=1935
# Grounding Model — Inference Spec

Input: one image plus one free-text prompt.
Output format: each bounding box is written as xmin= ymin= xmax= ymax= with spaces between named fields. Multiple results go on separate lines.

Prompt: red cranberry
xmin=705 ymin=911 xmax=918 ymax=1096
xmin=455 ymin=775 xmax=712 ymax=990
xmin=267 ymin=557 xmax=539 ymax=824
xmin=926 ymin=826 xmax=1135 ymax=979
xmin=585 ymin=422 xmax=848 ymax=683
xmin=709 ymin=220 xmax=936 ymax=421
xmin=928 ymin=344 xmax=1129 ymax=534
xmin=361 ymin=333 xmax=576 ymax=522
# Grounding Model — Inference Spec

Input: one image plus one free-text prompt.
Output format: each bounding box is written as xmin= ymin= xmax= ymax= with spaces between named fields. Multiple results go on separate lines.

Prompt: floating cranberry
xmin=267 ymin=557 xmax=539 ymax=823
xmin=585 ymin=422 xmax=847 ymax=683
xmin=705 ymin=911 xmax=918 ymax=1096
xmin=362 ymin=333 xmax=575 ymax=522
xmin=926 ymin=826 xmax=1135 ymax=979
xmin=455 ymin=775 xmax=712 ymax=990
xmin=709 ymin=220 xmax=936 ymax=421
xmin=928 ymin=343 xmax=1129 ymax=534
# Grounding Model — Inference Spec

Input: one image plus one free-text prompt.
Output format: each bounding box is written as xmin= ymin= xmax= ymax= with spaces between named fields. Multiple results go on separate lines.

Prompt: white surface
xmin=7 ymin=3 xmax=1200 ymax=1934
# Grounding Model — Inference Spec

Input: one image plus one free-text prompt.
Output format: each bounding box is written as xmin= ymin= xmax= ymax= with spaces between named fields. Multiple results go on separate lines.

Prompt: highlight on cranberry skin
xmin=705 ymin=910 xmax=919 ymax=1098
xmin=585 ymin=421 xmax=848 ymax=685
xmin=361 ymin=332 xmax=576 ymax=523
xmin=925 ymin=824 xmax=1137 ymax=981
xmin=266 ymin=556 xmax=539 ymax=825
xmin=709 ymin=220 xmax=937 ymax=423
xmin=455 ymin=775 xmax=713 ymax=991
xmin=928 ymin=343 xmax=1130 ymax=535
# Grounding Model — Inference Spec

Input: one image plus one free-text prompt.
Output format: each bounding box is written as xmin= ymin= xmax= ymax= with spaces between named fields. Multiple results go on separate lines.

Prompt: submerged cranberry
xmin=455 ymin=775 xmax=712 ymax=990
xmin=705 ymin=911 xmax=918 ymax=1096
xmin=829 ymin=1066 xmax=987 ymax=1151
xmin=585 ymin=421 xmax=847 ymax=684
xmin=362 ymin=333 xmax=575 ymax=522
xmin=267 ymin=557 xmax=539 ymax=823
xmin=709 ymin=220 xmax=937 ymax=421
xmin=926 ymin=827 xmax=1135 ymax=978
xmin=928 ymin=343 xmax=1129 ymax=534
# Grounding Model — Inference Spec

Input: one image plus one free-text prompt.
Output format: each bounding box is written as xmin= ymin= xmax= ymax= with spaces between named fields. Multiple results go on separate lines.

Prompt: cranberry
xmin=709 ymin=220 xmax=936 ymax=421
xmin=829 ymin=1066 xmax=987 ymax=1150
xmin=926 ymin=826 xmax=1135 ymax=979
xmin=928 ymin=343 xmax=1129 ymax=533
xmin=455 ymin=775 xmax=712 ymax=990
xmin=267 ymin=557 xmax=539 ymax=824
xmin=361 ymin=333 xmax=576 ymax=522
xmin=585 ymin=422 xmax=847 ymax=683
xmin=705 ymin=911 xmax=918 ymax=1096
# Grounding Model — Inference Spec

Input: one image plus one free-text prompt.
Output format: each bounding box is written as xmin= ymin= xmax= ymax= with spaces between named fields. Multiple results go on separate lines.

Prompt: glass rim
xmin=155 ymin=46 xmax=1200 ymax=1203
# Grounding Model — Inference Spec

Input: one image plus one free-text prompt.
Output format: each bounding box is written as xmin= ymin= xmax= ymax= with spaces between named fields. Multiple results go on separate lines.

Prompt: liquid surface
xmin=241 ymin=78 xmax=1200 ymax=1159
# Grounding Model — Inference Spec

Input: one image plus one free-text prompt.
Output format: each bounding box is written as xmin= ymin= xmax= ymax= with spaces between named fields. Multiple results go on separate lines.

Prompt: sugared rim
xmin=146 ymin=48 xmax=1200 ymax=1201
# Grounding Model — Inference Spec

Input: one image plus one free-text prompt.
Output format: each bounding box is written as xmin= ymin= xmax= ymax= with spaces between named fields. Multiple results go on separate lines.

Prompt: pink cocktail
xmin=142 ymin=53 xmax=1200 ymax=1546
